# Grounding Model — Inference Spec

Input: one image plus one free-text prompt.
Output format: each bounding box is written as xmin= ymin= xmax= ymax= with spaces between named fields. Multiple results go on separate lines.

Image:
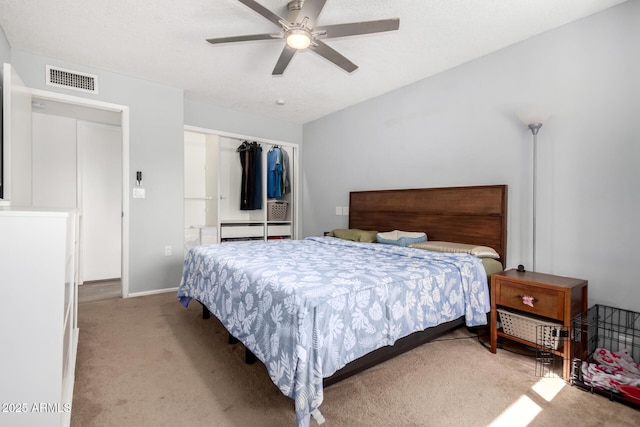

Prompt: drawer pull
xmin=515 ymin=294 xmax=537 ymax=308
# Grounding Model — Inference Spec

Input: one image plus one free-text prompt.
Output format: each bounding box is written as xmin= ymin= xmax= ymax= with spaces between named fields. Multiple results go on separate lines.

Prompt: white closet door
xmin=78 ymin=121 xmax=122 ymax=282
xmin=32 ymin=113 xmax=77 ymax=208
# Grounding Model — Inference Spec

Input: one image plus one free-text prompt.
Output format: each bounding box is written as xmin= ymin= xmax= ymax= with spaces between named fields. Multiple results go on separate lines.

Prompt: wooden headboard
xmin=349 ymin=185 xmax=508 ymax=265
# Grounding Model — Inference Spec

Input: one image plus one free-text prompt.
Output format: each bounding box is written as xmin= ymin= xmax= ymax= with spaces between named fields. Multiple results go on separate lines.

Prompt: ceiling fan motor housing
xmin=288 ymin=0 xmax=304 ymax=12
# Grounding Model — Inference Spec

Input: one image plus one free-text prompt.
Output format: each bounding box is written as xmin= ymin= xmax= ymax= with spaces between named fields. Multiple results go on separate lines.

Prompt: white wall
xmin=302 ymin=1 xmax=640 ymax=312
xmin=184 ymin=130 xmax=218 ymax=228
xmin=0 ymin=26 xmax=9 ymax=202
xmin=0 ymin=25 xmax=9 ymax=65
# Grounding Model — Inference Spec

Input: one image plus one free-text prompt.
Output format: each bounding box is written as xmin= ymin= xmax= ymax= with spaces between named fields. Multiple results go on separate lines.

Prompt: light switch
xmin=335 ymin=206 xmax=342 ymax=215
xmin=133 ymin=188 xmax=146 ymax=199
xmin=342 ymin=206 xmax=349 ymax=216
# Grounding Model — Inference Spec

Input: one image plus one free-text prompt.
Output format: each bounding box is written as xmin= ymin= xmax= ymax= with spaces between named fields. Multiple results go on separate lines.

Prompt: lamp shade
xmin=516 ymin=105 xmax=551 ymax=125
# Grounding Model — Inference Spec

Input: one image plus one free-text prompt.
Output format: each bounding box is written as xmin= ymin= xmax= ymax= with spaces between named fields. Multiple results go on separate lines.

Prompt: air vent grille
xmin=46 ymin=65 xmax=98 ymax=94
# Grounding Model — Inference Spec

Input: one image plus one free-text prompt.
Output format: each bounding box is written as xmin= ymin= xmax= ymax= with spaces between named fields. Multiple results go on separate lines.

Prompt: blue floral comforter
xmin=177 ymin=237 xmax=490 ymax=425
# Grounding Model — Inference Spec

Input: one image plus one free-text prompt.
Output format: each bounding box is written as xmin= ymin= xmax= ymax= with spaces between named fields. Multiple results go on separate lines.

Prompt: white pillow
xmin=409 ymin=241 xmax=500 ymax=259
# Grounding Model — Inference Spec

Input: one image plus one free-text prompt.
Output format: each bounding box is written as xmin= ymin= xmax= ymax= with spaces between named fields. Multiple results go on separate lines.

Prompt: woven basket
xmin=267 ymin=200 xmax=288 ymax=221
xmin=498 ymin=308 xmax=563 ymax=350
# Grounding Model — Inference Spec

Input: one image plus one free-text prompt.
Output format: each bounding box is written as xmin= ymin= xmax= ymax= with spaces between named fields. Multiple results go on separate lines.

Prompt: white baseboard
xmin=127 ymin=287 xmax=178 ymax=298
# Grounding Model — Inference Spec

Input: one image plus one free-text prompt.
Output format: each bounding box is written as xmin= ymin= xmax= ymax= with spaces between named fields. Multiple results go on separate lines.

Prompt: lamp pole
xmin=528 ymin=123 xmax=542 ymax=272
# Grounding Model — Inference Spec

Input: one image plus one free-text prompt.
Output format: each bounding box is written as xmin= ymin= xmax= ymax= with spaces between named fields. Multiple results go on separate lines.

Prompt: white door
xmin=78 ymin=121 xmax=122 ymax=282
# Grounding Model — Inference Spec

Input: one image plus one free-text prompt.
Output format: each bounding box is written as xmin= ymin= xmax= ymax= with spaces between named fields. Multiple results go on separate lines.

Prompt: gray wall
xmin=302 ymin=1 xmax=640 ymax=311
xmin=184 ymin=97 xmax=302 ymax=145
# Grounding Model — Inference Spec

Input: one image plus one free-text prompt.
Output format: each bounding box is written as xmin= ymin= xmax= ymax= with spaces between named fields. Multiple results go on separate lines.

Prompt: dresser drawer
xmin=267 ymin=224 xmax=291 ymax=237
xmin=495 ymin=280 xmax=564 ymax=320
xmin=220 ymin=225 xmax=264 ymax=239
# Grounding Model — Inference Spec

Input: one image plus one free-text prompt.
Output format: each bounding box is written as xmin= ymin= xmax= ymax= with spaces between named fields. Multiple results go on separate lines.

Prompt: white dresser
xmin=0 ymin=208 xmax=79 ymax=427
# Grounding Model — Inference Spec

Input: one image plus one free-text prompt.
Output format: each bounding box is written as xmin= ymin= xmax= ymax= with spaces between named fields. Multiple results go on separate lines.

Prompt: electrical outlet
xmin=164 ymin=245 xmax=172 ymax=256
xmin=133 ymin=187 xmax=145 ymax=198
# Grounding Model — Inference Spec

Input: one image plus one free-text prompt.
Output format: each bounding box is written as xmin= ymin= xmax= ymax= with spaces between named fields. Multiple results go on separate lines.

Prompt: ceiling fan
xmin=206 ymin=0 xmax=400 ymax=75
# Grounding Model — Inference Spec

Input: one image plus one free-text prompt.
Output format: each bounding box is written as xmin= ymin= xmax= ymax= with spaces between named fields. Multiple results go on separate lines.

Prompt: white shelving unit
xmin=184 ymin=130 xmax=298 ymax=246
xmin=0 ymin=207 xmax=79 ymax=427
xmin=218 ymin=137 xmax=296 ymax=242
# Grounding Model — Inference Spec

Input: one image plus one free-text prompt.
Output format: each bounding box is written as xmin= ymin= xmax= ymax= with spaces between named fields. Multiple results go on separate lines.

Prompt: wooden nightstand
xmin=490 ymin=269 xmax=588 ymax=381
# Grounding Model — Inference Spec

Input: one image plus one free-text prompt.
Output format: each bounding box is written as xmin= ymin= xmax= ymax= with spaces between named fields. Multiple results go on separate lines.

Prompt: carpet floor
xmin=71 ymin=292 xmax=640 ymax=426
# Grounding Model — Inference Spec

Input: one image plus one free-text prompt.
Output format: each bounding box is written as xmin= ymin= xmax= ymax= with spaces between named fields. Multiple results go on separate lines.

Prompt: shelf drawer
xmin=495 ymin=280 xmax=564 ymax=320
xmin=267 ymin=224 xmax=291 ymax=237
xmin=220 ymin=225 xmax=264 ymax=239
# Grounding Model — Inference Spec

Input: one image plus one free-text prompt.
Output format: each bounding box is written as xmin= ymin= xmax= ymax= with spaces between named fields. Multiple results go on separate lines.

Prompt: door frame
xmin=30 ymin=88 xmax=131 ymax=298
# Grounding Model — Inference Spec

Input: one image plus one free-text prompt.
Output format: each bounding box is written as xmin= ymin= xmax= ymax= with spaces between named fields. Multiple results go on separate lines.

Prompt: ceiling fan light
xmin=286 ymin=30 xmax=311 ymax=49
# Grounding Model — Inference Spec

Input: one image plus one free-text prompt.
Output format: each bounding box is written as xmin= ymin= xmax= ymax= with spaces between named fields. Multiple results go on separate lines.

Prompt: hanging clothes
xmin=238 ymin=141 xmax=262 ymax=210
xmin=281 ymin=148 xmax=290 ymax=195
xmin=253 ymin=144 xmax=262 ymax=209
xmin=267 ymin=146 xmax=290 ymax=198
xmin=267 ymin=146 xmax=282 ymax=198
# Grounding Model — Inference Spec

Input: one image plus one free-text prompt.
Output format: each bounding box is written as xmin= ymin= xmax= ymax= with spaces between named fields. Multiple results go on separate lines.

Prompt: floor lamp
xmin=517 ymin=107 xmax=550 ymax=273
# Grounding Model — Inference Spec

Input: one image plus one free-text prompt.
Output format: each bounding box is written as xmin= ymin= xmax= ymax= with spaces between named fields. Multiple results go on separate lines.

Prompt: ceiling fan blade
xmin=315 ymin=18 xmax=399 ymax=39
xmin=272 ymin=45 xmax=297 ymax=76
xmin=297 ymin=0 xmax=327 ymax=27
xmin=206 ymin=33 xmax=281 ymax=45
xmin=309 ymin=40 xmax=358 ymax=73
xmin=238 ymin=0 xmax=287 ymax=28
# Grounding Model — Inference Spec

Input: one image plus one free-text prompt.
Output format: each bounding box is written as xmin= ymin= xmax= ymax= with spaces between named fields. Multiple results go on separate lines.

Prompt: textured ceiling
xmin=0 ymin=0 xmax=628 ymax=124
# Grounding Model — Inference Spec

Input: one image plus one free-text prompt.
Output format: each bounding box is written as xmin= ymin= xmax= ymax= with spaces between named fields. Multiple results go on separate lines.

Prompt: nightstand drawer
xmin=495 ymin=280 xmax=564 ymax=320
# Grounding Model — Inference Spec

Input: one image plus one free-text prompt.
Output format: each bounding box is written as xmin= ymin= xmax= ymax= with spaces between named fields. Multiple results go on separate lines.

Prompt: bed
xmin=177 ymin=184 xmax=507 ymax=426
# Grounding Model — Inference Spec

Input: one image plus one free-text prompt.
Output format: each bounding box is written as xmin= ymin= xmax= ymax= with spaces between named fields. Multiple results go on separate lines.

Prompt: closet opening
xmin=184 ymin=126 xmax=298 ymax=251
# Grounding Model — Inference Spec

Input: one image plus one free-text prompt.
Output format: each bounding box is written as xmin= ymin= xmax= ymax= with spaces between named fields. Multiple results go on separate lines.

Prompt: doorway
xmin=30 ymin=92 xmax=130 ymax=299
xmin=2 ymin=65 xmax=130 ymax=299
xmin=32 ymin=111 xmax=122 ymax=285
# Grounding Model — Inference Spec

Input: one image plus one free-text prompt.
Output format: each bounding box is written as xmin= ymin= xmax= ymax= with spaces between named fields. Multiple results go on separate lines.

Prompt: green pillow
xmin=328 ymin=229 xmax=378 ymax=243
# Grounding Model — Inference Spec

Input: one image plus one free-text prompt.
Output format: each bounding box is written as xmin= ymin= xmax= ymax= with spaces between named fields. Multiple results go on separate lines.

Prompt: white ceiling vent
xmin=46 ymin=65 xmax=98 ymax=94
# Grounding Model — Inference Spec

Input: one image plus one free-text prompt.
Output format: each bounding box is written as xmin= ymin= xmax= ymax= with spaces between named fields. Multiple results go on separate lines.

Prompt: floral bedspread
xmin=177 ymin=236 xmax=490 ymax=426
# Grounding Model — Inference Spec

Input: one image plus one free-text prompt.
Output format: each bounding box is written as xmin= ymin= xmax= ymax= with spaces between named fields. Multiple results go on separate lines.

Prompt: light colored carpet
xmin=78 ymin=279 xmax=122 ymax=304
xmin=71 ymin=292 xmax=640 ymax=426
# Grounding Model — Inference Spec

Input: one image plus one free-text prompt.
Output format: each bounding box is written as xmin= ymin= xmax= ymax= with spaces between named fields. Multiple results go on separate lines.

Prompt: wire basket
xmin=498 ymin=308 xmax=563 ymax=350
xmin=267 ymin=200 xmax=288 ymax=221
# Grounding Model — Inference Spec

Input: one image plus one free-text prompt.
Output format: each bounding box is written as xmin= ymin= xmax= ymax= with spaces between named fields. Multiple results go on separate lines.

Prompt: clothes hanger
xmin=236 ymin=140 xmax=250 ymax=152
